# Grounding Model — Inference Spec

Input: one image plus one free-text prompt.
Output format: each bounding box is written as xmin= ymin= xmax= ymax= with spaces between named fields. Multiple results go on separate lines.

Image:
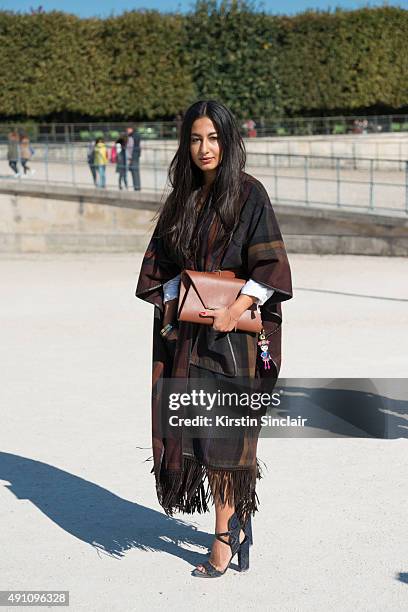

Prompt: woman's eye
xmin=191 ymin=136 xmax=218 ymax=143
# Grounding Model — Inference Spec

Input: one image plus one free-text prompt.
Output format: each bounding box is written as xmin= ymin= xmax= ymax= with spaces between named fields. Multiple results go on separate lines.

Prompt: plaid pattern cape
xmin=135 ymin=172 xmax=293 ymax=524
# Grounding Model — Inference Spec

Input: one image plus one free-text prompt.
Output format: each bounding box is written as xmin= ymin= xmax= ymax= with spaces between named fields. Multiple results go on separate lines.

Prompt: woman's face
xmin=190 ymin=116 xmax=222 ymax=174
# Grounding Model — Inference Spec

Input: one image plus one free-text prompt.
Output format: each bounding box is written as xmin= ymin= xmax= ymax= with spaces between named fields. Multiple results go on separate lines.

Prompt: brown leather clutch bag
xmin=177 ymin=269 xmax=262 ymax=333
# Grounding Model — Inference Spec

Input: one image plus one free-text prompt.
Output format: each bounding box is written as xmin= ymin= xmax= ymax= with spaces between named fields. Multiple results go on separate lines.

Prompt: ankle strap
xmin=214 ymin=512 xmax=242 ymax=542
xmin=215 ymin=530 xmax=232 ymax=539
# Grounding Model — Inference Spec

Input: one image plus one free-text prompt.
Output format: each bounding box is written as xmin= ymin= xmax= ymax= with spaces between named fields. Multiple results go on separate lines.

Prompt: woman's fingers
xmin=198 ymin=309 xmax=212 ymax=317
xmin=199 ymin=308 xmax=223 ymax=318
xmin=199 ymin=308 xmax=235 ymax=332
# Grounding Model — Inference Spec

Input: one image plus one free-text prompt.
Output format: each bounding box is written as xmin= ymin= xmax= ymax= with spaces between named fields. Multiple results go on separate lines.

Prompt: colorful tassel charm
xmin=258 ymin=329 xmax=272 ymax=370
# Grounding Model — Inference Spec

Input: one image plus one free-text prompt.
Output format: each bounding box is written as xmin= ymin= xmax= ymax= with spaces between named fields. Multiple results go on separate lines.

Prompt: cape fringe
xmin=154 ymin=455 xmax=264 ymax=526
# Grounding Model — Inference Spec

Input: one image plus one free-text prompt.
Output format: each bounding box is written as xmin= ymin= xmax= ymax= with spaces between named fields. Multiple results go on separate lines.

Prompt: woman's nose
xmin=199 ymin=140 xmax=210 ymax=153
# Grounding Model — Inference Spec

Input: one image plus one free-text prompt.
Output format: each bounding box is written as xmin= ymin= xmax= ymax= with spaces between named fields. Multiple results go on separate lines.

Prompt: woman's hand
xmin=199 ymin=294 xmax=257 ymax=332
xmin=199 ymin=307 xmax=237 ymax=332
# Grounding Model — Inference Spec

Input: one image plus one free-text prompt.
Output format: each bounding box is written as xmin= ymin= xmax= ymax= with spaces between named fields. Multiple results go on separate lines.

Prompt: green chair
xmin=92 ymin=130 xmax=104 ymax=139
xmin=332 ymin=123 xmax=346 ymax=134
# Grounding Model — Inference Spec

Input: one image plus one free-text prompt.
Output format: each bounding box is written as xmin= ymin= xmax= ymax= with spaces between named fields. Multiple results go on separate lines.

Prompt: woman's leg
xmin=89 ymin=164 xmax=97 ymax=185
xmin=119 ymin=168 xmax=127 ymax=189
xmin=9 ymin=160 xmax=18 ymax=174
xmin=188 ymin=364 xmax=255 ymax=574
xmin=194 ymin=498 xmax=246 ymax=574
xmin=100 ymin=165 xmax=106 ymax=188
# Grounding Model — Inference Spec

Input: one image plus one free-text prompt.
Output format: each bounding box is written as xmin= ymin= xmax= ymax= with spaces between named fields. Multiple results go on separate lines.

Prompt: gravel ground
xmin=0 ymin=252 xmax=407 ymax=611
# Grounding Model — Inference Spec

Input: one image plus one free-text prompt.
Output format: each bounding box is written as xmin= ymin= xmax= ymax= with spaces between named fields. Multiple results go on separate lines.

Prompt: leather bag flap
xmin=181 ymin=269 xmax=246 ymax=310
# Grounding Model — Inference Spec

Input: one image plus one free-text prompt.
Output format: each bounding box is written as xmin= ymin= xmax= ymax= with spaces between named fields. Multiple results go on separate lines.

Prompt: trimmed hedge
xmin=0 ymin=10 xmax=194 ymax=119
xmin=0 ymin=2 xmax=407 ymax=120
xmin=184 ymin=1 xmax=282 ymax=119
xmin=276 ymin=7 xmax=408 ymax=115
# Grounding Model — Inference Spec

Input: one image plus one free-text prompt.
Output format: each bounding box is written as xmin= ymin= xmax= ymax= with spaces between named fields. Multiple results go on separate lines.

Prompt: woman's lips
xmin=200 ymin=158 xmax=214 ymax=165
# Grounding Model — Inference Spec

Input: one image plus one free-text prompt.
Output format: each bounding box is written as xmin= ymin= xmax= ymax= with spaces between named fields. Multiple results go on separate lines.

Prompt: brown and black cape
xmin=135 ymin=172 xmax=293 ymax=525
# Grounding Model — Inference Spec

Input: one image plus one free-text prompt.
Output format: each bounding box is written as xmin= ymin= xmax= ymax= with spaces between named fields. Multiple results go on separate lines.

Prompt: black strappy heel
xmin=242 ymin=514 xmax=253 ymax=545
xmin=191 ymin=513 xmax=251 ymax=578
xmin=238 ymin=515 xmax=252 ymax=571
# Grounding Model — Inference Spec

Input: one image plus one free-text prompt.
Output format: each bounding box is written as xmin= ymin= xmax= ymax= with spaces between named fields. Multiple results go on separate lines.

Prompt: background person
xmin=93 ymin=138 xmax=108 ymax=188
xmin=87 ymin=139 xmax=97 ymax=186
xmin=115 ymin=137 xmax=128 ymax=190
xmin=20 ymin=135 xmax=35 ymax=176
xmin=126 ymin=126 xmax=141 ymax=190
xmin=7 ymin=131 xmax=20 ymax=176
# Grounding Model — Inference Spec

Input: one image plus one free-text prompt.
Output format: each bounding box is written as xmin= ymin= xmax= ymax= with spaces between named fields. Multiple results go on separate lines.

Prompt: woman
xmin=93 ymin=138 xmax=108 ymax=188
xmin=87 ymin=140 xmax=97 ymax=186
xmin=7 ymin=131 xmax=20 ymax=176
xmin=115 ymin=137 xmax=128 ymax=190
xmin=136 ymin=100 xmax=292 ymax=578
xmin=20 ymin=135 xmax=34 ymax=176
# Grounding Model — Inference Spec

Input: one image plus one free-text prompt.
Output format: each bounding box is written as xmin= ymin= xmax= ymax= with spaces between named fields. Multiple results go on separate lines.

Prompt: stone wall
xmin=0 ymin=181 xmax=407 ymax=256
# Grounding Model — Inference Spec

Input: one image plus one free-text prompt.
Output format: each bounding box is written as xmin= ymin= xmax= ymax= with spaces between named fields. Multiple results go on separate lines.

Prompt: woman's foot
xmin=194 ymin=527 xmax=246 ymax=574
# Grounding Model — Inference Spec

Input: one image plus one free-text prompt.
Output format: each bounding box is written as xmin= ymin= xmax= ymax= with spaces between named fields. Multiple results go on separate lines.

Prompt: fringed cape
xmin=135 ymin=172 xmax=293 ymax=525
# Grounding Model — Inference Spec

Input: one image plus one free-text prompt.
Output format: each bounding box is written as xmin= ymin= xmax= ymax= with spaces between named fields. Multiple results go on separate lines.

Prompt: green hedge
xmin=184 ymin=1 xmax=282 ymax=119
xmin=276 ymin=7 xmax=408 ymax=114
xmin=0 ymin=10 xmax=194 ymax=119
xmin=0 ymin=2 xmax=407 ymax=120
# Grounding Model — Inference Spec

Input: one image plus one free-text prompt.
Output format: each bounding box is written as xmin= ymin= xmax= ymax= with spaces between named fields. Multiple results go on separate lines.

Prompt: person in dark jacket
xmin=87 ymin=140 xmax=97 ymax=186
xmin=126 ymin=127 xmax=141 ymax=190
xmin=115 ymin=137 xmax=128 ymax=190
xmin=7 ymin=131 xmax=20 ymax=176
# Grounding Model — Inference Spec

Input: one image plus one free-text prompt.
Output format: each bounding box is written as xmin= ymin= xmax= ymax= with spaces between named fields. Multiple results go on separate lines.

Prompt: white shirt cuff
xmin=240 ymin=278 xmax=274 ymax=306
xmin=163 ymin=274 xmax=181 ymax=303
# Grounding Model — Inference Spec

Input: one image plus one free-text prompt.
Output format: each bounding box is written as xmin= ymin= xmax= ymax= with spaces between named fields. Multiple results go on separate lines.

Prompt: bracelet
xmin=160 ymin=322 xmax=176 ymax=337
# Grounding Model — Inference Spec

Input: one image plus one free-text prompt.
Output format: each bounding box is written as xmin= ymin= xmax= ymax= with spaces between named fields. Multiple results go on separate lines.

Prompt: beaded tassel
xmin=257 ymin=329 xmax=272 ymax=370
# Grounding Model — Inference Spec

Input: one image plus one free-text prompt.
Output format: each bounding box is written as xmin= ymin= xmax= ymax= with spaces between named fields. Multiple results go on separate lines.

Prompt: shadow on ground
xmin=0 ymin=451 xmax=212 ymax=564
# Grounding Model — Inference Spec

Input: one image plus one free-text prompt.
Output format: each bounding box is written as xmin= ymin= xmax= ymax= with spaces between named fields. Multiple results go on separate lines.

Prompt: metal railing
xmin=1 ymin=113 xmax=408 ymax=143
xmin=1 ymin=144 xmax=407 ymax=216
xmin=252 ymin=153 xmax=408 ymax=216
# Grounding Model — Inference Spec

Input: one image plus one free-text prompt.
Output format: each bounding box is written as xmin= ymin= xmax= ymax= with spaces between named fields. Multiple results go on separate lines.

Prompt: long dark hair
xmin=155 ymin=100 xmax=246 ymax=267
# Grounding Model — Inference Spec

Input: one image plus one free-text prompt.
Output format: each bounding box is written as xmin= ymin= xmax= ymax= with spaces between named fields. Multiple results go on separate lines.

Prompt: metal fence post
xmin=45 ymin=142 xmax=49 ymax=183
xmin=273 ymin=154 xmax=278 ymax=203
xmin=405 ymin=160 xmax=408 ymax=214
xmin=304 ymin=155 xmax=309 ymax=205
xmin=153 ymin=148 xmax=158 ymax=192
xmin=336 ymin=157 xmax=341 ymax=207
xmin=70 ymin=142 xmax=76 ymax=185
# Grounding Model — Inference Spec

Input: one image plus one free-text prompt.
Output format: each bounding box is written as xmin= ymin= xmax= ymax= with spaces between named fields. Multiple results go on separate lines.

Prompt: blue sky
xmin=1 ymin=1 xmax=407 ymax=18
